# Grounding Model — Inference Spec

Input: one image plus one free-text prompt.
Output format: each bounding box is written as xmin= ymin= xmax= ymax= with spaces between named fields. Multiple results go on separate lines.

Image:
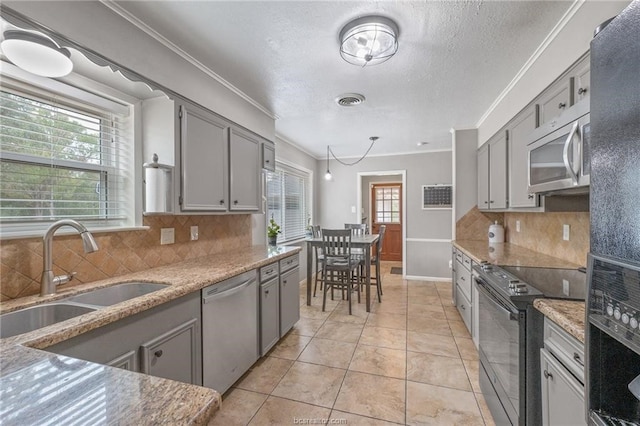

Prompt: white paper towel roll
xmin=145 ymin=167 xmax=166 ymax=213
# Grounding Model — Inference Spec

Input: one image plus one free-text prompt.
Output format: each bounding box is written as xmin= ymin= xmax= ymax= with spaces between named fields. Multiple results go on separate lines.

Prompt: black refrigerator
xmin=586 ymin=0 xmax=640 ymax=424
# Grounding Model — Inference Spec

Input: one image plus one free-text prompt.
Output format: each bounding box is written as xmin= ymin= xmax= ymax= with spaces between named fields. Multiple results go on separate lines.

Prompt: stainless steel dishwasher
xmin=202 ymin=270 xmax=258 ymax=393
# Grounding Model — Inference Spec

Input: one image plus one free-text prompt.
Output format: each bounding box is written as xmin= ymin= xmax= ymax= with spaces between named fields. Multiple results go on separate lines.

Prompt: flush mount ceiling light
xmin=325 ymin=136 xmax=379 ymax=181
xmin=1 ymin=30 xmax=73 ymax=78
xmin=339 ymin=16 xmax=399 ymax=67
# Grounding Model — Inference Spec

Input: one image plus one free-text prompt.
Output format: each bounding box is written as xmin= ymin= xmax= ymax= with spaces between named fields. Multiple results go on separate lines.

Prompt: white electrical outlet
xmin=351 ymin=206 xmax=356 ymax=213
xmin=160 ymin=228 xmax=175 ymax=245
xmin=190 ymin=226 xmax=199 ymax=241
xmin=563 ymin=279 xmax=570 ymax=296
xmin=516 ymin=220 xmax=521 ymax=233
xmin=563 ymin=224 xmax=570 ymax=241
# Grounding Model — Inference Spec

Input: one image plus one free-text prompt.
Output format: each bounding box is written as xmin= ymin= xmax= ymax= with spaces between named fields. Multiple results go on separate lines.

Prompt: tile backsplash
xmin=456 ymin=206 xmax=505 ymax=241
xmin=0 ymin=215 xmax=252 ymax=301
xmin=504 ymin=212 xmax=589 ymax=266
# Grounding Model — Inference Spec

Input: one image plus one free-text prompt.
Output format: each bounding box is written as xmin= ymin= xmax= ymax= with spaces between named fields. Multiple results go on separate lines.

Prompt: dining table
xmin=305 ymin=233 xmax=380 ymax=312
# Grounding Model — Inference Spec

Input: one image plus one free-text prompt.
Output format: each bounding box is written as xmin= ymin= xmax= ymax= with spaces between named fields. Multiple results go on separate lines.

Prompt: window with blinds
xmin=266 ymin=163 xmax=310 ymax=243
xmin=0 ymin=86 xmax=132 ymax=229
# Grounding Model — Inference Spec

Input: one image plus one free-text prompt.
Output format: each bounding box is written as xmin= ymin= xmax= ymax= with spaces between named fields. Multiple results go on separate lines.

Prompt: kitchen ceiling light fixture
xmin=339 ymin=16 xmax=399 ymax=67
xmin=1 ymin=30 xmax=73 ymax=78
xmin=325 ymin=136 xmax=379 ymax=181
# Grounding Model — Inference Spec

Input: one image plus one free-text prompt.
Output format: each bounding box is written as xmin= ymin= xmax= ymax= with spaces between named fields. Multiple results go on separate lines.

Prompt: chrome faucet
xmin=41 ymin=219 xmax=99 ymax=296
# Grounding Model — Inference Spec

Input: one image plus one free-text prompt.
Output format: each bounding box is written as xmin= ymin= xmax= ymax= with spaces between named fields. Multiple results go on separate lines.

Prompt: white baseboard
xmin=404 ymin=275 xmax=453 ymax=282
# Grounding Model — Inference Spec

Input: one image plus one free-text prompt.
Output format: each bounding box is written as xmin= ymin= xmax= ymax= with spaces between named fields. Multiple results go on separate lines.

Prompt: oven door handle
xmin=475 ymin=277 xmax=519 ymax=321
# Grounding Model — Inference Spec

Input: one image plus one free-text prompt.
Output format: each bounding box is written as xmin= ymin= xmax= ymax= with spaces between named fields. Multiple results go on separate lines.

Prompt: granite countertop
xmin=453 ymin=240 xmax=582 ymax=269
xmin=534 ymin=299 xmax=586 ymax=343
xmin=0 ymin=244 xmax=301 ymax=425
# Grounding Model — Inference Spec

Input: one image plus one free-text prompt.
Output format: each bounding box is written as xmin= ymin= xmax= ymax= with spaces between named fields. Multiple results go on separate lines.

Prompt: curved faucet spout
xmin=41 ymin=220 xmax=99 ymax=296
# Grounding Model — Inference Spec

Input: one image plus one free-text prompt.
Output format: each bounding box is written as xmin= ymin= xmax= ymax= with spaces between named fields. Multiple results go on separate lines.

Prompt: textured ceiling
xmin=113 ymin=1 xmax=573 ymax=158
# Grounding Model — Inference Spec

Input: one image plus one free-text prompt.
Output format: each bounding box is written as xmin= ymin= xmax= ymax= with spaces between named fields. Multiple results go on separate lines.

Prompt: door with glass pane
xmin=371 ymin=183 xmax=402 ymax=261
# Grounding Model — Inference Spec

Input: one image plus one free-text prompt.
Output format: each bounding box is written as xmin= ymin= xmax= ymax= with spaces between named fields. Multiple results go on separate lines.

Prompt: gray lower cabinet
xmin=140 ymin=318 xmax=199 ymax=384
xmin=46 ymin=291 xmax=202 ymax=385
xmin=279 ymin=266 xmax=300 ymax=336
xmin=541 ymin=318 xmax=586 ymax=426
xmin=260 ymin=277 xmax=280 ymax=355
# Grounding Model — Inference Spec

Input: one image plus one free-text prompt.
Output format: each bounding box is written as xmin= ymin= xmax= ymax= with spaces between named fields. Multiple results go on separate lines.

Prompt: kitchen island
xmin=0 ymin=245 xmax=301 ymax=424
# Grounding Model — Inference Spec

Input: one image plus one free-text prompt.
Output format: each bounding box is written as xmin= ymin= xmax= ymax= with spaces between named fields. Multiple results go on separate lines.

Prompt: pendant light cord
xmin=329 ymin=137 xmax=378 ymax=166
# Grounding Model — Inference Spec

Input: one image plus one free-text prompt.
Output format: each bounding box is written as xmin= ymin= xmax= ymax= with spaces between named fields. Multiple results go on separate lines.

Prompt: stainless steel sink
xmin=0 ymin=303 xmax=97 ymax=338
xmin=65 ymin=282 xmax=169 ymax=306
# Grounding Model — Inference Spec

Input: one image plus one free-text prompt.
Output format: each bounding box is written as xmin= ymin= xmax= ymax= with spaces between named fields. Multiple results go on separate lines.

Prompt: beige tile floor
xmin=209 ymin=262 xmax=495 ymax=425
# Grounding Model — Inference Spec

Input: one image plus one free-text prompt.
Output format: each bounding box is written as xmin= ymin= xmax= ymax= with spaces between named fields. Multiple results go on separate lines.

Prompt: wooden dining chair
xmin=312 ymin=225 xmax=324 ymax=297
xmin=321 ymin=229 xmax=361 ymax=314
xmin=370 ymin=224 xmax=386 ymax=300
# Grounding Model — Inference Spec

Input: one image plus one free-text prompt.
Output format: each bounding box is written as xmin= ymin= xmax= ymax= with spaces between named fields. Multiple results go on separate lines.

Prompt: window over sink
xmin=266 ymin=162 xmax=311 ymax=243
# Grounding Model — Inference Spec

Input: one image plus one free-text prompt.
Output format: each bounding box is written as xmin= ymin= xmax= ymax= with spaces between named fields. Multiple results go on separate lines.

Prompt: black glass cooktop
xmin=501 ymin=265 xmax=587 ymax=300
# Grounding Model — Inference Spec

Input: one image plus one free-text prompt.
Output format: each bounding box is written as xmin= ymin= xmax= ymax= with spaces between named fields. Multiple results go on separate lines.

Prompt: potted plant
xmin=267 ymin=217 xmax=281 ymax=246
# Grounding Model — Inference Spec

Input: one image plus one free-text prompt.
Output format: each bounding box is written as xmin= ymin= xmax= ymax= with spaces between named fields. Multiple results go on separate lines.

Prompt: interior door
xmin=371 ymin=183 xmax=402 ymax=261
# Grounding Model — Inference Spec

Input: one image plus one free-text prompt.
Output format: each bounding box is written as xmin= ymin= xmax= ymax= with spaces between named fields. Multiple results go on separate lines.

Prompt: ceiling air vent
xmin=336 ymin=93 xmax=365 ymax=106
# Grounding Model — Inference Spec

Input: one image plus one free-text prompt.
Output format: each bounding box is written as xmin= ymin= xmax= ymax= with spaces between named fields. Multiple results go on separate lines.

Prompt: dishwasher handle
xmin=203 ymin=277 xmax=256 ymax=304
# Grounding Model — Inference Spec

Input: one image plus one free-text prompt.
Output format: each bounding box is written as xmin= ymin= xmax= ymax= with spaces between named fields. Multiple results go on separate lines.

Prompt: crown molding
xmin=475 ymin=0 xmax=585 ymax=128
xmin=274 ymin=134 xmax=319 ymax=160
xmin=100 ymin=0 xmax=277 ymax=120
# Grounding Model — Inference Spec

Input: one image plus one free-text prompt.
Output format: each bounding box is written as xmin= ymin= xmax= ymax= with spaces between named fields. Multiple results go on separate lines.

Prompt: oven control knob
xmin=630 ymin=317 xmax=638 ymax=329
xmin=508 ymin=279 xmax=520 ymax=289
xmin=614 ymin=308 xmax=622 ymax=320
xmin=622 ymin=313 xmax=630 ymax=325
xmin=606 ymin=304 xmax=614 ymax=317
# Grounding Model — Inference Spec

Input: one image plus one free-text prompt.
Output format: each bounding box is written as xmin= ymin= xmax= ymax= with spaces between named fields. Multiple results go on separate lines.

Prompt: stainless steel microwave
xmin=527 ymin=100 xmax=590 ymax=194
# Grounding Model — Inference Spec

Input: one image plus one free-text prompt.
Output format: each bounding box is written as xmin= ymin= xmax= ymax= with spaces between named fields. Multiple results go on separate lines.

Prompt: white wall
xmin=477 ymin=0 xmax=630 ymax=145
xmin=4 ymin=1 xmax=275 ymax=140
xmin=318 ymin=151 xmax=453 ymax=279
xmin=452 ymin=129 xmax=479 ymax=230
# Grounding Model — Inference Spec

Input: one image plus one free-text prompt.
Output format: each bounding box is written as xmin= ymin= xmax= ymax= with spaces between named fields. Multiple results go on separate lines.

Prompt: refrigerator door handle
xmin=563 ymin=121 xmax=580 ymax=185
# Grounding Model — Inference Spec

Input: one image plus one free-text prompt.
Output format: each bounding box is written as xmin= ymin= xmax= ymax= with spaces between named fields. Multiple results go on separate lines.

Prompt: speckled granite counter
xmin=534 ymin=299 xmax=586 ymax=343
xmin=453 ymin=240 xmax=582 ymax=269
xmin=0 ymin=244 xmax=301 ymax=425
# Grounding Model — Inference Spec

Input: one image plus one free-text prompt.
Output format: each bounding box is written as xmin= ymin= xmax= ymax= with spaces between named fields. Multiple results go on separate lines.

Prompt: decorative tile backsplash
xmin=0 ymin=215 xmax=252 ymax=301
xmin=456 ymin=206 xmax=589 ymax=266
xmin=456 ymin=206 xmax=505 ymax=241
xmin=504 ymin=212 xmax=589 ymax=266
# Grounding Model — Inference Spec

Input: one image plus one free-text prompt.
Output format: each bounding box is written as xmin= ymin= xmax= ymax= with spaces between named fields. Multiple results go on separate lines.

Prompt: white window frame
xmin=266 ymin=159 xmax=313 ymax=244
xmin=0 ymin=62 xmax=143 ymax=239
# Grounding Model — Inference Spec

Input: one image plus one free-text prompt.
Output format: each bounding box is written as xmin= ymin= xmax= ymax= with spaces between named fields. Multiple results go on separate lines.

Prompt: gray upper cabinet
xmin=489 ymin=132 xmax=508 ymax=209
xmin=572 ymin=54 xmax=590 ymax=104
xmin=538 ymin=76 xmax=574 ymax=126
xmin=477 ymin=145 xmax=490 ymax=209
xmin=262 ymin=140 xmax=276 ymax=171
xmin=478 ymin=131 xmax=508 ymax=210
xmin=508 ymin=104 xmax=539 ymax=208
xmin=180 ymin=103 xmax=229 ymax=211
xmin=229 ymin=127 xmax=261 ymax=211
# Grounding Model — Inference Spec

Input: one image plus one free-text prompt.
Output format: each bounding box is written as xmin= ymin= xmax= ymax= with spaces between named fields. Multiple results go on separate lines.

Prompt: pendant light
xmin=1 ymin=30 xmax=73 ymax=78
xmin=324 ymin=146 xmax=332 ymax=181
xmin=339 ymin=16 xmax=399 ymax=67
xmin=325 ymin=137 xmax=379 ymax=181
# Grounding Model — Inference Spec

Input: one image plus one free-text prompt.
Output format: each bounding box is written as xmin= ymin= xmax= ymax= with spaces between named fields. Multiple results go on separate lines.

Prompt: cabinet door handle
xmin=528 ymin=194 xmax=534 ymax=199
xmin=265 ymin=159 xmax=270 ymax=163
xmin=460 ymin=304 xmax=466 ymax=310
xmin=558 ymin=102 xmax=566 ymax=109
xmin=219 ymin=200 xmax=225 ymax=205
xmin=483 ymin=201 xmax=488 ymax=204
xmin=489 ymin=200 xmax=495 ymax=204
xmin=283 ymin=280 xmax=287 ymax=285
xmin=154 ymin=350 xmax=163 ymax=358
xmin=578 ymin=87 xmax=587 ymax=95
xmin=573 ymin=352 xmax=584 ymax=366
xmin=265 ymin=290 xmax=269 ymax=295
xmin=234 ymin=200 xmax=238 ymax=205
xmin=544 ymin=370 xmax=553 ymax=380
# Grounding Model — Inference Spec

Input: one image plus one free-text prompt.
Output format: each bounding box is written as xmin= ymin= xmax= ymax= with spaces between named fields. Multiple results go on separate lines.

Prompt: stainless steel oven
xmin=474 ymin=263 xmax=586 ymax=425
xmin=477 ymin=279 xmax=525 ymax=425
xmin=527 ymin=100 xmax=590 ymax=194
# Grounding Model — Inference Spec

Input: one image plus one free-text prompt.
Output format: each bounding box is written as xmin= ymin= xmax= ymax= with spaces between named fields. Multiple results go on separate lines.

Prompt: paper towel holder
xmin=143 ymin=153 xmax=173 ymax=214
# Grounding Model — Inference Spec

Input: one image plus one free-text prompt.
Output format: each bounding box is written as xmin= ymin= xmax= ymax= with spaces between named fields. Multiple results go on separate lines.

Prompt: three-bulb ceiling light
xmin=325 ymin=137 xmax=379 ymax=181
xmin=1 ymin=30 xmax=73 ymax=78
xmin=339 ymin=16 xmax=399 ymax=67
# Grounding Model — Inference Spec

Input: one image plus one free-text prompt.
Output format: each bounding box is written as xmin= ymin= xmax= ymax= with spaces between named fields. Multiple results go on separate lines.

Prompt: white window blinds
xmin=0 ymin=86 xmax=132 ymax=226
xmin=266 ymin=163 xmax=309 ymax=243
